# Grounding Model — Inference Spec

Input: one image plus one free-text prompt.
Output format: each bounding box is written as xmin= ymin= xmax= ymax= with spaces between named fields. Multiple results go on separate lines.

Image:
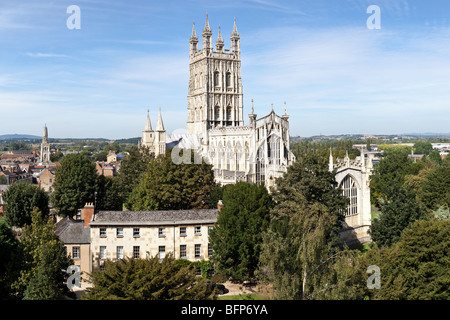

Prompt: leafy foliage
xmin=127 ymin=148 xmax=216 ymax=210
xmin=413 ymin=141 xmax=433 ymax=155
xmin=12 ymin=208 xmax=73 ymax=299
xmin=259 ymin=154 xmax=348 ymax=299
xmin=209 ymin=182 xmax=273 ymax=281
xmin=3 ymin=181 xmax=49 ymax=227
xmin=0 ymin=218 xmax=22 ymax=299
xmin=114 ymin=146 xmax=154 ymax=210
xmin=83 ymin=255 xmax=216 ymax=300
xmin=51 ymin=153 xmax=98 ymax=217
xmin=362 ymin=219 xmax=450 ymax=300
xmin=418 ymin=162 xmax=450 ymax=210
xmin=370 ymin=152 xmax=420 ymax=202
xmin=370 ymin=187 xmax=428 ymax=247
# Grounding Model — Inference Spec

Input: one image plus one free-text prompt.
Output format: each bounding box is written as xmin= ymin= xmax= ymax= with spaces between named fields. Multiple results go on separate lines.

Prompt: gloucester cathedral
xmin=140 ymin=15 xmax=371 ymax=244
xmin=141 ymin=15 xmax=296 ymax=188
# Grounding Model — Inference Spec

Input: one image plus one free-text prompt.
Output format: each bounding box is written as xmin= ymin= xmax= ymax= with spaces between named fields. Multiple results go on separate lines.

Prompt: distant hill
xmin=114 ymin=137 xmax=141 ymax=144
xmin=0 ymin=134 xmax=41 ymax=140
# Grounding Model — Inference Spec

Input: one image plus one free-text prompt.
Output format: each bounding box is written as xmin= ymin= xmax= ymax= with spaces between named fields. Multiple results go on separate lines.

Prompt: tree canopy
xmin=83 ymin=255 xmax=216 ymax=300
xmin=259 ymin=154 xmax=349 ymax=299
xmin=362 ymin=218 xmax=450 ymax=300
xmin=0 ymin=217 xmax=22 ymax=299
xmin=127 ymin=148 xmax=216 ymax=211
xmin=51 ymin=153 xmax=98 ymax=217
xmin=209 ymin=182 xmax=273 ymax=281
xmin=2 ymin=181 xmax=49 ymax=228
xmin=370 ymin=187 xmax=428 ymax=247
xmin=12 ymin=208 xmax=73 ymax=299
xmin=114 ymin=146 xmax=154 ymax=210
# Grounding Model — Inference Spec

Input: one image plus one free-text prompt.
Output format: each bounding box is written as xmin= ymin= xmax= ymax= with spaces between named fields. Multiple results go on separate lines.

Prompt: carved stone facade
xmin=141 ymin=15 xmax=295 ymax=187
xmin=329 ymin=151 xmax=374 ymax=244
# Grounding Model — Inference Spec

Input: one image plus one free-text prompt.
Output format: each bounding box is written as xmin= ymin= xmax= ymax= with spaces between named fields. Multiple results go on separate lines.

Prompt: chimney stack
xmin=83 ymin=202 xmax=95 ymax=227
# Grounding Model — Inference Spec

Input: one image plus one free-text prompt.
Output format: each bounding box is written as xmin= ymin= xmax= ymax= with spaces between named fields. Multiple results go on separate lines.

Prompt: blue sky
xmin=0 ymin=0 xmax=449 ymax=139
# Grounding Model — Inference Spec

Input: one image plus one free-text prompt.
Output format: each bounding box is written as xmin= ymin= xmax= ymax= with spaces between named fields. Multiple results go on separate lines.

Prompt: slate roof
xmin=55 ymin=217 xmax=90 ymax=244
xmin=90 ymin=209 xmax=218 ymax=227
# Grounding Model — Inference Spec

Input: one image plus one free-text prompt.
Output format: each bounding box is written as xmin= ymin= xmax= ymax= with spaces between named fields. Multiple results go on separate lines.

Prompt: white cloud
xmin=25 ymin=52 xmax=71 ymax=58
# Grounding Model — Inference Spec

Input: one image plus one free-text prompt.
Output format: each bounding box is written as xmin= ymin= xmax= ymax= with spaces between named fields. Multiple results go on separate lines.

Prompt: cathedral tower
xmin=187 ymin=15 xmax=244 ymax=145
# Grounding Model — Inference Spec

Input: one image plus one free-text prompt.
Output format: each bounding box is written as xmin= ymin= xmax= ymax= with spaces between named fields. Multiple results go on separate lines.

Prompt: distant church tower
xmin=40 ymin=124 xmax=50 ymax=163
xmin=140 ymin=108 xmax=166 ymax=156
xmin=187 ymin=15 xmax=244 ymax=148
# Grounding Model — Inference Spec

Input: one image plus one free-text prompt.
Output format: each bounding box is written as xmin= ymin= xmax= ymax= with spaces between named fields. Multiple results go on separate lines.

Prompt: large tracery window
xmin=268 ymin=134 xmax=280 ymax=165
xmin=341 ymin=175 xmax=358 ymax=216
xmin=256 ymin=146 xmax=265 ymax=185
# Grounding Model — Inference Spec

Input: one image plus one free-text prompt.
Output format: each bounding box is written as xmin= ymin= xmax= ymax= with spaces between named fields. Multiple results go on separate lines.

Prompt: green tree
xmin=115 ymin=146 xmax=154 ymax=209
xmin=206 ymin=184 xmax=225 ymax=209
xmin=370 ymin=187 xmax=428 ymax=247
xmin=370 ymin=152 xmax=418 ymax=203
xmin=428 ymin=150 xmax=443 ymax=165
xmin=127 ymin=148 xmax=216 ymax=210
xmin=93 ymin=150 xmax=108 ymax=162
xmin=2 ymin=181 xmax=49 ymax=227
xmin=418 ymin=163 xmax=450 ymax=210
xmin=83 ymin=255 xmax=216 ymax=300
xmin=378 ymin=144 xmax=412 ymax=157
xmin=413 ymin=141 xmax=433 ymax=155
xmin=51 ymin=153 xmax=98 ymax=217
xmin=50 ymin=151 xmax=64 ymax=163
xmin=0 ymin=217 xmax=22 ymax=299
xmin=363 ymin=219 xmax=450 ymax=300
xmin=259 ymin=154 xmax=348 ymax=299
xmin=209 ymin=182 xmax=273 ymax=281
xmin=12 ymin=208 xmax=73 ymax=299
xmin=23 ymin=241 xmax=73 ymax=300
xmin=95 ymin=175 xmax=123 ymax=211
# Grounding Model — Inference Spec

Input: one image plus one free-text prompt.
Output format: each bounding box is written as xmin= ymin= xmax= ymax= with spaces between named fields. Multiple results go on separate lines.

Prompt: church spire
xmin=216 ymin=25 xmax=224 ymax=51
xmin=230 ymin=17 xmax=240 ymax=55
xmin=191 ymin=21 xmax=197 ymax=39
xmin=190 ymin=21 xmax=199 ymax=56
xmin=43 ymin=124 xmax=48 ymax=143
xmin=329 ymin=147 xmax=334 ymax=172
xmin=231 ymin=17 xmax=239 ymax=37
xmin=204 ymin=13 xmax=211 ymax=32
xmin=145 ymin=109 xmax=152 ymax=131
xmin=156 ymin=106 xmax=165 ymax=131
xmin=202 ymin=13 xmax=212 ymax=52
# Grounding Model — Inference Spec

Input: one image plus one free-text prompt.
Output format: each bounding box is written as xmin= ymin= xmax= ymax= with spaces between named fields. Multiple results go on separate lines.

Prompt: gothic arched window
xmin=214 ymin=71 xmax=220 ymax=87
xmin=215 ymin=106 xmax=220 ymax=121
xmin=341 ymin=175 xmax=358 ymax=216
xmin=226 ymin=72 xmax=231 ymax=87
xmin=226 ymin=106 xmax=232 ymax=121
